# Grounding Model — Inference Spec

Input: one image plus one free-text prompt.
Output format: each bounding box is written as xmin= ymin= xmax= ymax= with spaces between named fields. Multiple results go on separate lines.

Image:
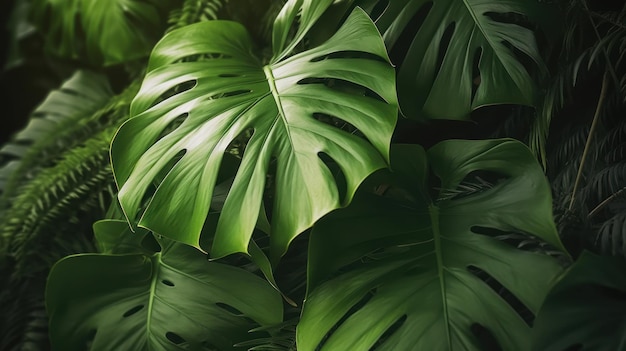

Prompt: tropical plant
xmin=0 ymin=0 xmax=624 ymax=350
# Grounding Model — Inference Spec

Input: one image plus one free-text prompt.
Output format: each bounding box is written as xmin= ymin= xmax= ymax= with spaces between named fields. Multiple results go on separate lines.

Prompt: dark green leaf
xmin=533 ymin=252 xmax=626 ymax=351
xmin=46 ymin=236 xmax=283 ymax=350
xmin=298 ymin=139 xmax=565 ymax=351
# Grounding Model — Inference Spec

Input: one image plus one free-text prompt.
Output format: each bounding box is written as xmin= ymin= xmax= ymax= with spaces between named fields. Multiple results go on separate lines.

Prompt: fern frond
xmin=0 ymin=70 xmax=113 ymax=207
xmin=583 ymin=162 xmax=626 ymax=210
xmin=1 ymin=107 xmax=136 ymax=277
xmin=0 ymin=79 xmax=138 ymax=350
xmin=597 ymin=211 xmax=626 ymax=257
xmin=167 ymin=0 xmax=227 ymax=32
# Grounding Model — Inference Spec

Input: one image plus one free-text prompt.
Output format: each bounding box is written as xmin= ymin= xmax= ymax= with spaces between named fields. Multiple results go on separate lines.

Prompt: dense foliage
xmin=0 ymin=0 xmax=624 ymax=350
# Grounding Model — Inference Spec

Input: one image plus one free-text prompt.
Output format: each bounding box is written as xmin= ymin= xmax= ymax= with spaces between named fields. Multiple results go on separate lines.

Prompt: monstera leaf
xmin=32 ymin=0 xmax=178 ymax=65
xmin=356 ymin=0 xmax=548 ymax=120
xmin=111 ymin=2 xmax=397 ymax=261
xmin=297 ymin=140 xmax=566 ymax=351
xmin=46 ymin=220 xmax=283 ymax=351
xmin=533 ymin=252 xmax=626 ymax=351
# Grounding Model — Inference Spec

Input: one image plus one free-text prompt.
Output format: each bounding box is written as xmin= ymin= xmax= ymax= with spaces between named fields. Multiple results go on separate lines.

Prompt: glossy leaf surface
xmin=111 ymin=5 xmax=397 ymax=261
xmin=298 ymin=140 xmax=565 ymax=351
xmin=46 ymin=222 xmax=283 ymax=351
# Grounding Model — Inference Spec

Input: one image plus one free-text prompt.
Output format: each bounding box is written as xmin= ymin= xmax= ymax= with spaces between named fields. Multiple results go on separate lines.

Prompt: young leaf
xmin=111 ymin=5 xmax=398 ymax=262
xmin=298 ymin=139 xmax=566 ymax=351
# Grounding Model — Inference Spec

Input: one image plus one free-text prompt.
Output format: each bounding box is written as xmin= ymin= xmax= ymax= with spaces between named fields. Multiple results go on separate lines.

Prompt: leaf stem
xmin=568 ymin=70 xmax=609 ymax=210
xmin=588 ymin=186 xmax=626 ymax=219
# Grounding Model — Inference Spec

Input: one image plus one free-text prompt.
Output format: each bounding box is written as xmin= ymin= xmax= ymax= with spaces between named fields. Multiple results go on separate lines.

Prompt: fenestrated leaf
xmin=46 ymin=233 xmax=283 ymax=351
xmin=31 ymin=0 xmax=178 ymax=65
xmin=111 ymin=5 xmax=397 ymax=262
xmin=532 ymin=252 xmax=626 ymax=351
xmin=358 ymin=0 xmax=549 ymax=120
xmin=298 ymin=139 xmax=566 ymax=351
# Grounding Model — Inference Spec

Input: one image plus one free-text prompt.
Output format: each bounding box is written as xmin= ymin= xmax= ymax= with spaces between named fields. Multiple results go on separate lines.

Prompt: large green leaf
xmin=32 ymin=0 xmax=178 ymax=65
xmin=111 ymin=4 xmax=397 ymax=261
xmin=46 ymin=221 xmax=283 ymax=351
xmin=358 ymin=0 xmax=548 ymax=120
xmin=532 ymin=252 xmax=626 ymax=351
xmin=298 ymin=139 xmax=565 ymax=351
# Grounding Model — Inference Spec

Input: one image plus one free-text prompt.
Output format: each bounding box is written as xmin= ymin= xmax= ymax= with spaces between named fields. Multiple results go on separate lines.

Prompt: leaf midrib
xmin=429 ymin=204 xmax=452 ymax=347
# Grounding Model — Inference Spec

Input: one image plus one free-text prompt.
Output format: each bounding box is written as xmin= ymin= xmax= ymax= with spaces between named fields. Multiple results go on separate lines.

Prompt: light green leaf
xmin=361 ymin=0 xmax=548 ymax=120
xmin=32 ymin=0 xmax=178 ymax=65
xmin=298 ymin=139 xmax=565 ymax=351
xmin=111 ymin=6 xmax=397 ymax=262
xmin=533 ymin=252 xmax=626 ymax=351
xmin=46 ymin=235 xmax=283 ymax=350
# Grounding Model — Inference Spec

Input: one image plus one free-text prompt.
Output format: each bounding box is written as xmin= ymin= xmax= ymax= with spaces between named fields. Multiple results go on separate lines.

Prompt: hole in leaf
xmin=152 ymin=149 xmax=187 ymax=188
xmin=216 ymin=302 xmax=244 ymax=316
xmin=483 ymin=12 xmax=534 ymax=30
xmin=370 ymin=314 xmax=407 ymax=350
xmin=161 ymin=279 xmax=175 ymax=287
xmin=467 ymin=265 xmax=534 ymax=327
xmin=297 ymin=77 xmax=385 ymax=103
xmin=435 ymin=22 xmax=456 ymax=78
xmin=310 ymin=50 xmax=387 ymax=63
xmin=122 ymin=305 xmax=144 ymax=318
xmin=500 ymin=40 xmax=535 ymax=75
xmin=471 ymin=226 xmax=564 ymax=257
xmin=206 ymin=89 xmax=252 ymax=101
xmin=152 ymin=80 xmax=196 ymax=108
xmin=174 ymin=53 xmax=232 ymax=63
xmin=312 ymin=113 xmax=366 ymax=138
xmin=226 ymin=128 xmax=254 ymax=158
xmin=218 ymin=73 xmax=241 ymax=78
xmin=370 ymin=0 xmax=390 ymax=21
xmin=437 ymin=170 xmax=506 ymax=202
xmin=156 ymin=113 xmax=189 ymax=143
xmin=318 ymin=152 xmax=347 ymax=202
xmin=471 ymin=48 xmax=483 ymax=101
xmin=166 ymin=331 xmax=186 ymax=345
xmin=470 ymin=323 xmax=502 ymax=351
xmin=317 ymin=289 xmax=376 ymax=350
xmin=388 ymin=2 xmax=433 ymax=64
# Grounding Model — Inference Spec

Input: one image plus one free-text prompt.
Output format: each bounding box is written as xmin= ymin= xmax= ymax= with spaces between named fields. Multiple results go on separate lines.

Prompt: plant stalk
xmin=588 ymin=186 xmax=626 ymax=218
xmin=568 ymin=70 xmax=609 ymax=211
